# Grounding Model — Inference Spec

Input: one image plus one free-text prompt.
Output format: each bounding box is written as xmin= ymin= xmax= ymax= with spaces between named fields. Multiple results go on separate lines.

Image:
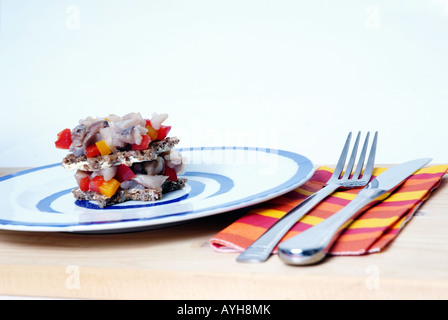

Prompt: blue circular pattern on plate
xmin=35 ymin=171 xmax=234 ymax=213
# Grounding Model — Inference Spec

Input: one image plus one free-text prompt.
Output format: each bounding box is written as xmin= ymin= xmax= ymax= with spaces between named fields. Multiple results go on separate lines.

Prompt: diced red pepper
xmin=89 ymin=175 xmax=105 ymax=193
xmin=164 ymin=163 xmax=178 ymax=181
xmin=131 ymin=135 xmax=150 ymax=150
xmin=55 ymin=128 xmax=72 ymax=149
xmin=157 ymin=125 xmax=171 ymax=140
xmin=79 ymin=176 xmax=90 ymax=192
xmin=145 ymin=119 xmax=171 ymax=141
xmin=86 ymin=144 xmax=100 ymax=158
xmin=115 ymin=164 xmax=135 ymax=182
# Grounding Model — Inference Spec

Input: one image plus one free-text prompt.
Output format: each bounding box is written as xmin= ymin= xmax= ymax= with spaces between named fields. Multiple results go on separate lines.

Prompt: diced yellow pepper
xmin=96 ymin=140 xmax=112 ymax=156
xmin=145 ymin=125 xmax=158 ymax=141
xmin=98 ymin=178 xmax=121 ymax=198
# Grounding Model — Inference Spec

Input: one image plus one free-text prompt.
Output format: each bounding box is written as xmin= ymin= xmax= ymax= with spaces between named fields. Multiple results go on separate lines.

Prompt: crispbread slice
xmin=62 ymin=137 xmax=180 ymax=171
xmin=72 ymin=178 xmax=187 ymax=208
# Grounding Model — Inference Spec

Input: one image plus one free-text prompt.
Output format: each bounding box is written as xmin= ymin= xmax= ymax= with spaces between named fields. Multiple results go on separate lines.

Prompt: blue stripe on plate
xmin=35 ymin=171 xmax=233 ymax=212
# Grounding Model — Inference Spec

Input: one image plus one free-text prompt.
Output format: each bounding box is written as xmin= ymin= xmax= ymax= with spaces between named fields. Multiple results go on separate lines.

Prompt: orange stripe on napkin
xmin=210 ymin=165 xmax=448 ymax=256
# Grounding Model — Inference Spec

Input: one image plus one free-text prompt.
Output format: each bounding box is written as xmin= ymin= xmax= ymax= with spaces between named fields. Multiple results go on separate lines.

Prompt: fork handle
xmin=236 ymin=184 xmax=340 ymax=263
xmin=278 ymin=188 xmax=386 ymax=265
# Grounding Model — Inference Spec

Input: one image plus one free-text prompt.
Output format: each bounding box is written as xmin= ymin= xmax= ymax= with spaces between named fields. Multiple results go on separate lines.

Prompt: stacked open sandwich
xmin=55 ymin=112 xmax=186 ymax=208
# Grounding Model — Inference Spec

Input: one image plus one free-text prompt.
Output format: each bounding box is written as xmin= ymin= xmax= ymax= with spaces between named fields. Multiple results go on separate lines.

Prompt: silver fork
xmin=236 ymin=131 xmax=378 ymax=263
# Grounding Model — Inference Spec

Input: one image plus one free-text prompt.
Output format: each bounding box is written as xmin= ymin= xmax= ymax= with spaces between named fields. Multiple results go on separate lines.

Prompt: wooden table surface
xmin=0 ymin=166 xmax=447 ymax=300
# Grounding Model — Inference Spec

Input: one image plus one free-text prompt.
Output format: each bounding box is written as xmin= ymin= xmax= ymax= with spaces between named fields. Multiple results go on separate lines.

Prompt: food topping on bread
xmin=56 ymin=112 xmax=171 ymax=154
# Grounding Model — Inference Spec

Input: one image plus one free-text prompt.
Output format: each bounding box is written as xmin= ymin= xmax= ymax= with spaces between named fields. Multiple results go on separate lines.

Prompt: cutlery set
xmin=237 ymin=131 xmax=432 ymax=266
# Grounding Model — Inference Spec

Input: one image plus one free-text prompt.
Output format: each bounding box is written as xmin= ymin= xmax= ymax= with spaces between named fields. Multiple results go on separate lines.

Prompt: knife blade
xmin=278 ymin=157 xmax=432 ymax=266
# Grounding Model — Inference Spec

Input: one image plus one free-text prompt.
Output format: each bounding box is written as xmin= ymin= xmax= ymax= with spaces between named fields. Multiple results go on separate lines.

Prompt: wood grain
xmin=0 ymin=167 xmax=447 ymax=299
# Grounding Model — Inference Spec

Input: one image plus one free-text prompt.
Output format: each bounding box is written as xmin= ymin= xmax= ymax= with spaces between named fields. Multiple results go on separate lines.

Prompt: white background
xmin=1 ymin=0 xmax=447 ymax=167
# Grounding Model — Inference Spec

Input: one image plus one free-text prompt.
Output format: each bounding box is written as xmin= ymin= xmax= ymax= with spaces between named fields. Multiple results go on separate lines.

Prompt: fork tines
xmin=332 ymin=131 xmax=378 ymax=186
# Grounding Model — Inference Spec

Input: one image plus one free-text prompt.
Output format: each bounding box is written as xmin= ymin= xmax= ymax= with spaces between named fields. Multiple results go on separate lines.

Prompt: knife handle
xmin=236 ymin=184 xmax=340 ymax=263
xmin=278 ymin=188 xmax=386 ymax=265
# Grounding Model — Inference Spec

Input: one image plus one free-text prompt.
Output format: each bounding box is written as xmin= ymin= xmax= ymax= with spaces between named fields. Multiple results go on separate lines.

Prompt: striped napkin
xmin=210 ymin=165 xmax=448 ymax=255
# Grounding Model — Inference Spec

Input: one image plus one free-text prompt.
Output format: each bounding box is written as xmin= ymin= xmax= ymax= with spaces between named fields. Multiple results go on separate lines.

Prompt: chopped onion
xmin=90 ymin=166 xmax=118 ymax=181
xmin=150 ymin=113 xmax=168 ymax=130
xmin=132 ymin=174 xmax=167 ymax=189
xmin=164 ymin=150 xmax=186 ymax=174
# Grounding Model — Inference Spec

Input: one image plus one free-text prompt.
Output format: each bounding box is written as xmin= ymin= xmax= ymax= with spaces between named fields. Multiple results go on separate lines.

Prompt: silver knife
xmin=278 ymin=157 xmax=432 ymax=266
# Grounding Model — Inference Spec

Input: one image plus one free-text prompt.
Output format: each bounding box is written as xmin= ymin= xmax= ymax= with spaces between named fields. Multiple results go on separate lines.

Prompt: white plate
xmin=0 ymin=147 xmax=314 ymax=233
